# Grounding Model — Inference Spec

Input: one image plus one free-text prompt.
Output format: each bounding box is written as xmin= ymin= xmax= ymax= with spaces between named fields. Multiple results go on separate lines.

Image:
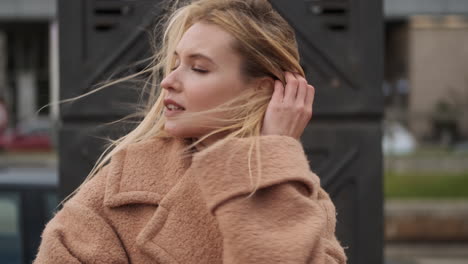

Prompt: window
xmin=0 ymin=193 xmax=22 ymax=264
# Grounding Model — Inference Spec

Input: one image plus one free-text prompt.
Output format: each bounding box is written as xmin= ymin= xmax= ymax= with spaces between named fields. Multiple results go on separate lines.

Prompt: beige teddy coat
xmin=33 ymin=135 xmax=348 ymax=263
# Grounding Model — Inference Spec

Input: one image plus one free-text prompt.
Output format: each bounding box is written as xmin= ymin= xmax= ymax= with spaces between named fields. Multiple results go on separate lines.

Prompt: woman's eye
xmin=170 ymin=64 xmax=207 ymax=73
xmin=192 ymin=68 xmax=208 ymax=73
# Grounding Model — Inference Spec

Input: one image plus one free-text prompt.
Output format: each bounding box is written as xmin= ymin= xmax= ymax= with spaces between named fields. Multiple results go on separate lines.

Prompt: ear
xmin=253 ymin=76 xmax=275 ymax=91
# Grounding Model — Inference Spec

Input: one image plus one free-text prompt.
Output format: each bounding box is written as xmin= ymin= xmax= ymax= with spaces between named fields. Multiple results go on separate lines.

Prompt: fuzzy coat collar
xmin=103 ymin=136 xmax=193 ymax=208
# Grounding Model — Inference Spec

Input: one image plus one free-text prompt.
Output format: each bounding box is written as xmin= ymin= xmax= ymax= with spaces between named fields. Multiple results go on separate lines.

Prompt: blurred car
xmin=0 ymin=119 xmax=53 ymax=152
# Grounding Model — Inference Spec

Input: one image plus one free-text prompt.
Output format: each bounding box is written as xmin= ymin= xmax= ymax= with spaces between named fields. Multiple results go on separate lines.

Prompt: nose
xmin=161 ymin=69 xmax=182 ymax=93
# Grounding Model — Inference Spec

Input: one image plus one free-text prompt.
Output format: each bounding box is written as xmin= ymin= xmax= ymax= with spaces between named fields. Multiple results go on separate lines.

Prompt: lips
xmin=163 ymin=99 xmax=185 ymax=118
xmin=163 ymin=99 xmax=185 ymax=110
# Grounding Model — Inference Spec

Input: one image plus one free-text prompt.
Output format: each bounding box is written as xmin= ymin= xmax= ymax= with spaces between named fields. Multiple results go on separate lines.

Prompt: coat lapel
xmin=102 ymin=136 xmax=223 ymax=262
xmin=103 ymin=136 xmax=192 ymax=208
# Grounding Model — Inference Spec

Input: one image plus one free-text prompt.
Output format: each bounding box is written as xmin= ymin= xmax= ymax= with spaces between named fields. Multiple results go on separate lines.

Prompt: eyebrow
xmin=174 ymin=51 xmax=217 ymax=66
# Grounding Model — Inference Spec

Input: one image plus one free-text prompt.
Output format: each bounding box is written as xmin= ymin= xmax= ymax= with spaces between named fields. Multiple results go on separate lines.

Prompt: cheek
xmin=187 ymin=78 xmax=243 ymax=110
xmin=186 ymin=83 xmax=223 ymax=110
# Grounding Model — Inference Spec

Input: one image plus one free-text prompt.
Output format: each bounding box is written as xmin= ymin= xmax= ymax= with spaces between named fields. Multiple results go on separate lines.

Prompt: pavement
xmin=385 ymin=199 xmax=468 ymax=241
xmin=385 ymin=242 xmax=468 ymax=264
xmin=0 ymin=151 xmax=57 ymax=168
xmin=384 ymin=199 xmax=468 ymax=264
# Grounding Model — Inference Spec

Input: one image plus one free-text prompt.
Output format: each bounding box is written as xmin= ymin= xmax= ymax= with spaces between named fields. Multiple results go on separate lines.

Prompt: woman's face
xmin=161 ymin=22 xmax=254 ymax=139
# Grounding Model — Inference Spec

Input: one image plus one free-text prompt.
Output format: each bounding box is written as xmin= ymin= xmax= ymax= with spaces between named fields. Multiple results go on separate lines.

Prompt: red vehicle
xmin=0 ymin=119 xmax=53 ymax=152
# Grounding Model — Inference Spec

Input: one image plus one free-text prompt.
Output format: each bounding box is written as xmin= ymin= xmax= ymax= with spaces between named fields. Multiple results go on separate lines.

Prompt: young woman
xmin=34 ymin=0 xmax=348 ymax=263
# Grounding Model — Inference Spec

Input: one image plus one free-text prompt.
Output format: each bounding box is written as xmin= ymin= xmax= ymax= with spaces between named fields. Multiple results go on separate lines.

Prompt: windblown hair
xmin=61 ymin=0 xmax=304 ymax=204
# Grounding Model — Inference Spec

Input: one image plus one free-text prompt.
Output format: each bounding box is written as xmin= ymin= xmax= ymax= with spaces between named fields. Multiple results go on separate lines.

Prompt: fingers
xmin=271 ymin=80 xmax=284 ymax=104
xmin=305 ymin=84 xmax=315 ymax=118
xmin=305 ymin=83 xmax=315 ymax=107
xmin=284 ymin=71 xmax=298 ymax=103
xmin=280 ymin=71 xmax=314 ymax=112
xmin=284 ymin=71 xmax=314 ymax=119
xmin=293 ymin=72 xmax=307 ymax=107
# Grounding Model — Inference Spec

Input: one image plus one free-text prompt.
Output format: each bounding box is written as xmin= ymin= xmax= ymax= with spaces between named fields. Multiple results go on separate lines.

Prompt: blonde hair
xmin=60 ymin=0 xmax=304 ymax=205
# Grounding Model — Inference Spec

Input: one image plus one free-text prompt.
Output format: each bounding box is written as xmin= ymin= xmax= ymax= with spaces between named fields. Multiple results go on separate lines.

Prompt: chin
xmin=163 ymin=121 xmax=199 ymax=140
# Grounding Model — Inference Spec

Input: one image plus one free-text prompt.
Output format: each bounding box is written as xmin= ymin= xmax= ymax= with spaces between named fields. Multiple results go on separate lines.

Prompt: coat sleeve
xmin=191 ymin=135 xmax=348 ymax=264
xmin=33 ymin=167 xmax=129 ymax=264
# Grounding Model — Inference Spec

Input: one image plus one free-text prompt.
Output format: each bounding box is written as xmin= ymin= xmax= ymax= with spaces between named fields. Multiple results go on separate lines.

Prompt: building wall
xmin=408 ymin=16 xmax=468 ymax=140
xmin=0 ymin=0 xmax=55 ymax=20
xmin=0 ymin=32 xmax=6 ymax=97
xmin=385 ymin=0 xmax=468 ymax=18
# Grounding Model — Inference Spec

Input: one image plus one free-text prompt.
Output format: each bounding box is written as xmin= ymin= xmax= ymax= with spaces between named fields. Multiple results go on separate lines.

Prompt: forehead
xmin=176 ymin=22 xmax=238 ymax=59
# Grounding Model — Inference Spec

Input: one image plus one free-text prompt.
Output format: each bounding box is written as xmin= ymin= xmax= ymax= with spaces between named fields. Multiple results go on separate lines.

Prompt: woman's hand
xmin=261 ymin=71 xmax=315 ymax=140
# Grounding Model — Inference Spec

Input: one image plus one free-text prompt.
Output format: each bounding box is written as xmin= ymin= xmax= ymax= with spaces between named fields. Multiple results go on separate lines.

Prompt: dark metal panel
xmin=58 ymin=0 xmax=159 ymax=120
xmin=58 ymin=122 xmax=134 ymax=199
xmin=271 ymin=0 xmax=384 ymax=117
xmin=301 ymin=122 xmax=383 ymax=264
xmin=59 ymin=0 xmax=383 ymax=119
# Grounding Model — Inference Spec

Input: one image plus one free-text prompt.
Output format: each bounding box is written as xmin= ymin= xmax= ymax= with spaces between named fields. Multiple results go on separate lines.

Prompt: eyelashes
xmin=170 ymin=65 xmax=208 ymax=74
xmin=192 ymin=68 xmax=208 ymax=73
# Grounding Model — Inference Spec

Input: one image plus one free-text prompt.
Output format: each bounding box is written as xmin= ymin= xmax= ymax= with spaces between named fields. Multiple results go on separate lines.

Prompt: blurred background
xmin=0 ymin=0 xmax=467 ymax=263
